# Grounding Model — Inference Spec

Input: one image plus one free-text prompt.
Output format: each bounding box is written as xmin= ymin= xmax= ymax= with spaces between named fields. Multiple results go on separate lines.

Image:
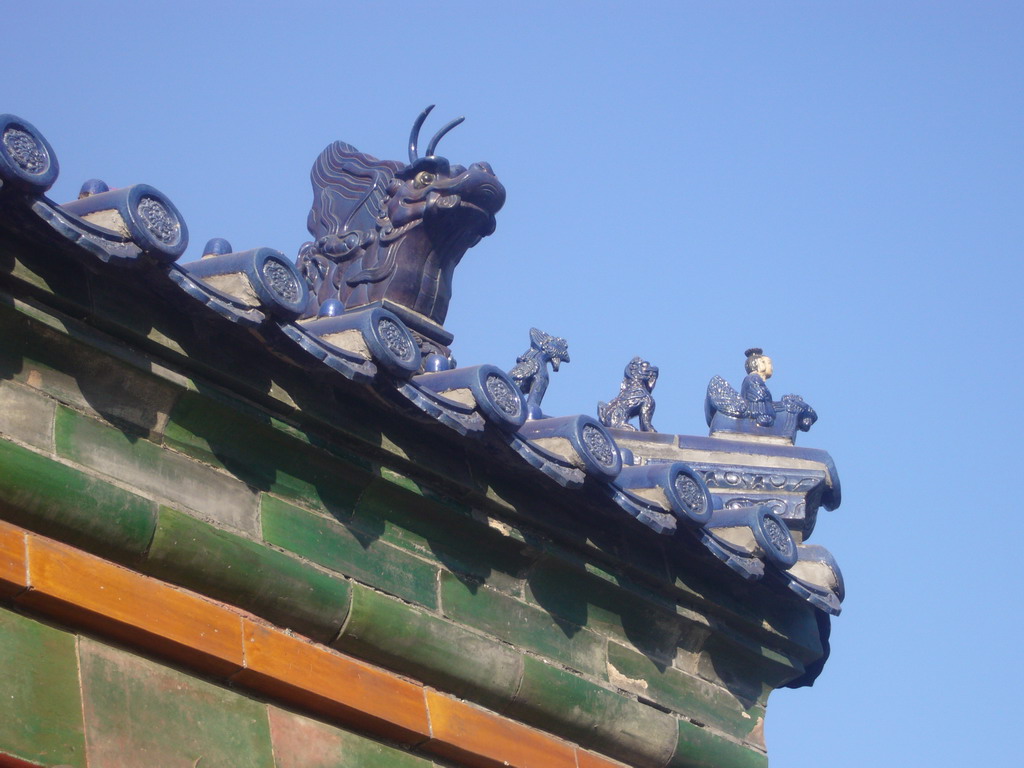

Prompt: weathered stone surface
xmin=145 ymin=507 xmax=351 ymax=644
xmin=55 ymin=406 xmax=259 ymax=535
xmin=267 ymin=706 xmax=433 ymax=768
xmin=261 ymin=495 xmax=439 ymax=609
xmin=163 ymin=390 xmax=370 ymax=517
xmin=0 ymin=379 xmax=55 ymax=451
xmin=0 ymin=435 xmax=157 ymax=564
xmin=333 ymin=583 xmax=523 ymax=710
xmin=79 ymin=638 xmax=274 ymax=768
xmin=607 ymin=641 xmax=765 ymax=746
xmin=439 ymin=571 xmax=607 ymax=679
xmin=0 ymin=607 xmax=87 ymax=767
xmin=507 ymin=656 xmax=677 ymax=768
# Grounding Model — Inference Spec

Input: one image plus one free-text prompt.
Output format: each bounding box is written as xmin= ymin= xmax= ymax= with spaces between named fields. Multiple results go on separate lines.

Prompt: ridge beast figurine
xmin=509 ymin=327 xmax=570 ymax=420
xmin=297 ymin=106 xmax=506 ymax=368
xmin=705 ymin=348 xmax=817 ymax=441
xmin=598 ymin=357 xmax=659 ymax=432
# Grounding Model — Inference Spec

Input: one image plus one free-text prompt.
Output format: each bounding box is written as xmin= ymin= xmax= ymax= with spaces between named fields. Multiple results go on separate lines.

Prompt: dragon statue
xmin=598 ymin=357 xmax=659 ymax=432
xmin=297 ymin=106 xmax=506 ymax=367
xmin=509 ymin=327 xmax=570 ymax=419
xmin=705 ymin=348 xmax=817 ymax=441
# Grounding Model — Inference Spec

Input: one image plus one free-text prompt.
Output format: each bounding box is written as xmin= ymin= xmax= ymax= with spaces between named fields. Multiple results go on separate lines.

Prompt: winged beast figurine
xmin=297 ymin=106 xmax=506 ymax=366
xmin=705 ymin=348 xmax=817 ymax=442
xmin=509 ymin=328 xmax=570 ymax=419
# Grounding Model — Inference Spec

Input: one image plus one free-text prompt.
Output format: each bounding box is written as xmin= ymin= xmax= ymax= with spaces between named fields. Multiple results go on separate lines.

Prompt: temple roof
xmin=0 ymin=111 xmax=846 ymax=687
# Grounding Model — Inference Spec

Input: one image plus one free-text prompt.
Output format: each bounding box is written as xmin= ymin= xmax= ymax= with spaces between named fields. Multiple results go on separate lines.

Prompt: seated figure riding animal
xmin=705 ymin=348 xmax=817 ymax=442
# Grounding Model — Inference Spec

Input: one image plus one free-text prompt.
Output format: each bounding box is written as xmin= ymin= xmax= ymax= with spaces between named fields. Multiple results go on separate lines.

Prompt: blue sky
xmin=5 ymin=2 xmax=1022 ymax=764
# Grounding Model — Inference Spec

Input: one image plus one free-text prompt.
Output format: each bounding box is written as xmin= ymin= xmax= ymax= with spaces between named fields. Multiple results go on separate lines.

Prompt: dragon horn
xmin=426 ymin=116 xmax=465 ymax=157
xmin=408 ymin=105 xmax=435 ymax=164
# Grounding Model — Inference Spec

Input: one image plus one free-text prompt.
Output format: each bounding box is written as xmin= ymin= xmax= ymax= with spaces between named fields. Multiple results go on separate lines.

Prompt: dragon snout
xmin=472 ymin=180 xmax=506 ymax=213
xmin=461 ymin=165 xmax=505 ymax=214
xmin=423 ymin=162 xmax=506 ymax=225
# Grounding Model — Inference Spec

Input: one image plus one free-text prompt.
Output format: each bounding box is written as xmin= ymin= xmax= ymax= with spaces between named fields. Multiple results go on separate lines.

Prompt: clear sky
xmin=5 ymin=2 xmax=1022 ymax=765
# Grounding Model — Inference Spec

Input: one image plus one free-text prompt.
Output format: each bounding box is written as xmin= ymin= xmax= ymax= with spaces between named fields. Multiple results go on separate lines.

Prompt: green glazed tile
xmin=371 ymin=427 xmax=478 ymax=492
xmin=508 ymin=656 xmax=677 ymax=768
xmin=7 ymin=250 xmax=92 ymax=309
xmin=607 ymin=642 xmax=764 ymax=743
xmin=0 ymin=435 xmax=157 ymax=564
xmin=79 ymin=638 xmax=275 ymax=768
xmin=666 ymin=718 xmax=768 ymax=768
xmin=697 ymin=633 xmax=804 ymax=705
xmin=526 ymin=556 xmax=696 ymax=663
xmin=0 ymin=302 xmax=182 ymax=438
xmin=55 ymin=406 xmax=259 ymax=535
xmin=350 ymin=477 xmax=533 ymax=590
xmin=753 ymin=593 xmax=827 ymax=663
xmin=87 ymin=277 xmax=194 ymax=359
xmin=0 ymin=379 xmax=56 ymax=451
xmin=439 ymin=571 xmax=606 ymax=679
xmin=0 ymin=607 xmax=87 ymax=767
xmin=267 ymin=706 xmax=432 ymax=768
xmin=668 ymin=554 xmax=822 ymax=662
xmin=262 ymin=495 xmax=439 ymax=609
xmin=145 ymin=507 xmax=351 ymax=643
xmin=333 ymin=584 xmax=522 ymax=710
xmin=164 ymin=390 xmax=370 ymax=517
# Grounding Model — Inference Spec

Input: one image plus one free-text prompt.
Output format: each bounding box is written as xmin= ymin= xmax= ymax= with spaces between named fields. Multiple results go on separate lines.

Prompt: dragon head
xmin=382 ymin=107 xmax=505 ymax=244
xmin=301 ymin=107 xmax=507 ymax=353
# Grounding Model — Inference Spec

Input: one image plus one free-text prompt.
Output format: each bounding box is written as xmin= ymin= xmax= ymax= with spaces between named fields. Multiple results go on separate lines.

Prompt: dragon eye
xmin=414 ymin=171 xmax=436 ymax=188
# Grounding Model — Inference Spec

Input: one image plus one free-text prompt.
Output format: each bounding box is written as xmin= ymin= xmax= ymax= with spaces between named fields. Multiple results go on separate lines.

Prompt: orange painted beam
xmin=18 ymin=537 xmax=244 ymax=677
xmin=0 ymin=522 xmax=638 ymax=768
xmin=236 ymin=620 xmax=430 ymax=745
xmin=0 ymin=521 xmax=27 ymax=598
xmin=422 ymin=689 xmax=577 ymax=768
xmin=576 ymin=749 xmax=635 ymax=768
